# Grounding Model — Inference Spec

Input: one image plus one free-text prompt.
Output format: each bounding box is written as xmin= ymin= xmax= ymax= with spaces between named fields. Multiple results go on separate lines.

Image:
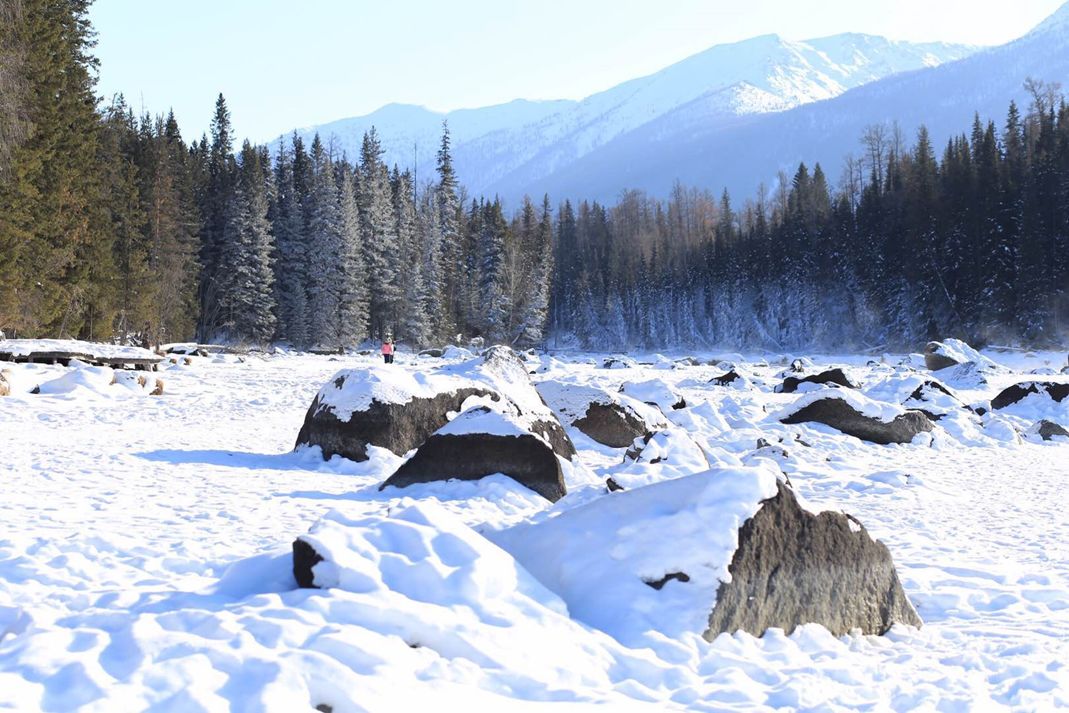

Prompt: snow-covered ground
xmin=1 ymin=347 xmax=1068 ymax=711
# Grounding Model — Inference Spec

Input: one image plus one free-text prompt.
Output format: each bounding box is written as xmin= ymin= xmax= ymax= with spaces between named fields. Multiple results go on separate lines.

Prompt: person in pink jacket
xmin=381 ymin=337 xmax=395 ymax=364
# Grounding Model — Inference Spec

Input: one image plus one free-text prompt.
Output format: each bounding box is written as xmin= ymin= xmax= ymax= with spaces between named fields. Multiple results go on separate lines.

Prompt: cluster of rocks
xmin=295 ymin=345 xmax=576 ymax=502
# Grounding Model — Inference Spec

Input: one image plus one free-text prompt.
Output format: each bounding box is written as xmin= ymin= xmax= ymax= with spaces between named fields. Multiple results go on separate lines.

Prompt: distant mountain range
xmin=282 ymin=2 xmax=1069 ymax=205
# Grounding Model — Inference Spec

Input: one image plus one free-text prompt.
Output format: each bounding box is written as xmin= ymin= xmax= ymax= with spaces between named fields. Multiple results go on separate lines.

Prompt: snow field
xmin=0 ymin=348 xmax=1067 ymax=711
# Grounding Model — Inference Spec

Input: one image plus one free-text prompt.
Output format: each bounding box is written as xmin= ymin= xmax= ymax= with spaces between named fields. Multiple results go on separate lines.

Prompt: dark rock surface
xmin=292 ymin=538 xmax=324 ymax=589
xmin=379 ymin=431 xmax=567 ymax=502
xmin=1036 ymin=420 xmax=1069 ymax=441
xmin=781 ymin=397 xmax=934 ymax=445
xmin=644 ymin=572 xmax=691 ymax=590
xmin=705 ymin=482 xmax=922 ymax=639
xmin=711 ymin=370 xmax=743 ymax=387
xmin=779 ymin=368 xmax=857 ymax=394
xmin=991 ymin=381 xmax=1069 ymax=410
xmin=573 ymin=402 xmax=652 ymax=448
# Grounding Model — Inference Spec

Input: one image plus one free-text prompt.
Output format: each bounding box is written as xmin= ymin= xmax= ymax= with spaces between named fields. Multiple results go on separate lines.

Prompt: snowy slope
xmin=522 ymin=2 xmax=1069 ymax=202
xmin=1 ymin=346 xmax=1068 ymax=710
xmin=283 ymin=33 xmax=974 ymax=198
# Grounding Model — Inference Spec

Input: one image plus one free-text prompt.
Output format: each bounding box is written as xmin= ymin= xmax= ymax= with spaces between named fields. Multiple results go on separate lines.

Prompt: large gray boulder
xmin=295 ymin=377 xmax=494 ymax=462
xmin=780 ymin=392 xmax=934 ymax=445
xmin=379 ymin=407 xmax=567 ymax=501
xmin=705 ymin=482 xmax=922 ymax=638
xmin=991 ymin=381 xmax=1069 ymax=410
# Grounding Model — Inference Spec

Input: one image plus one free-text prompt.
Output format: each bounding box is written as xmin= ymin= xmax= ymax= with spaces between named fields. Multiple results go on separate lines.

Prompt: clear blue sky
xmin=90 ymin=0 xmax=1067 ymax=143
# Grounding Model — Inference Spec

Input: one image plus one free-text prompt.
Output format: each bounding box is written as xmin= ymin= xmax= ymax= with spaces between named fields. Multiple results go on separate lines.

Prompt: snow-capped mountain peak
xmin=282 ymin=32 xmax=976 ymax=198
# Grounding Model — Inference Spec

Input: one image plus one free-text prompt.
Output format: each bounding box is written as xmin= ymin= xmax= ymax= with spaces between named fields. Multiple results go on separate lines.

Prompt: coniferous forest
xmin=1 ymin=1 xmax=1067 ymax=351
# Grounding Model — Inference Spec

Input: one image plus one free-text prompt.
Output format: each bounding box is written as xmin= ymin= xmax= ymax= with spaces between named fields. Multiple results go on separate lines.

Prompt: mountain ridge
xmin=280 ymin=31 xmax=977 ymax=199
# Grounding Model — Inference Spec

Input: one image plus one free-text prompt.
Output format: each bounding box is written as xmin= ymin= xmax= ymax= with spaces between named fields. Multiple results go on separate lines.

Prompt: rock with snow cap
xmin=379 ymin=406 xmax=567 ymax=502
xmin=491 ymin=464 xmax=920 ymax=645
xmin=537 ymin=380 xmax=667 ymax=448
xmin=1027 ymin=420 xmax=1069 ymax=442
xmin=991 ymin=381 xmax=1069 ymax=411
xmin=619 ymin=378 xmax=686 ymax=412
xmin=777 ymin=367 xmax=857 ymax=394
xmin=297 ymin=345 xmax=575 ymax=463
xmin=778 ymin=389 xmax=934 ymax=445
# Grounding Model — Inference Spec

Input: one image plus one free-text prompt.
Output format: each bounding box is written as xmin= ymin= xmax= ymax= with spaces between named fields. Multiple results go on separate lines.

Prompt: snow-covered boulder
xmin=865 ymin=374 xmax=968 ymax=422
xmin=991 ymin=381 xmax=1069 ymax=411
xmin=924 ymin=339 xmax=985 ymax=371
xmin=537 ymin=381 xmax=667 ymax=448
xmin=923 ymin=340 xmax=1004 ymax=384
xmin=379 ymin=406 xmax=567 ymax=502
xmin=777 ymin=367 xmax=857 ymax=394
xmin=602 ymin=355 xmax=637 ymax=370
xmin=622 ymin=430 xmax=709 ymax=470
xmin=295 ymin=368 xmax=496 ymax=462
xmin=296 ymin=346 xmax=575 ymax=463
xmin=32 ymin=364 xmax=115 ymax=396
xmin=778 ymin=389 xmax=934 ymax=445
xmin=1027 ymin=420 xmax=1069 ymax=442
xmin=619 ymin=378 xmax=686 ymax=412
xmin=491 ymin=465 xmax=920 ymax=644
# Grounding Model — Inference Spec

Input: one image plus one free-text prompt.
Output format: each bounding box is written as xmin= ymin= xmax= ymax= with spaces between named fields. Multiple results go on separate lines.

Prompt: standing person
xmin=381 ymin=337 xmax=395 ymax=364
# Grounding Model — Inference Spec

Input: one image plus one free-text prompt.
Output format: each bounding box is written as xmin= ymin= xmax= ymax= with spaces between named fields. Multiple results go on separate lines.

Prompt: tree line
xmin=552 ymin=86 xmax=1069 ymax=351
xmin=1 ymin=1 xmax=1065 ymax=351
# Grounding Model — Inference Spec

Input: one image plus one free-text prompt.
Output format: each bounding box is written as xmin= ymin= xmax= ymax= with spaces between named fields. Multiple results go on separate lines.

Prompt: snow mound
xmin=619 ymin=378 xmax=686 ymax=411
xmin=33 ymin=365 xmax=116 ymax=396
xmin=774 ymin=386 xmax=905 ymax=424
xmin=490 ymin=464 xmax=780 ymax=646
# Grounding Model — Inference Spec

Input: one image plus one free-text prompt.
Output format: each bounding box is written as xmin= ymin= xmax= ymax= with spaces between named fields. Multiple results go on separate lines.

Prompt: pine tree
xmin=198 ymin=93 xmax=237 ymax=339
xmin=304 ymin=134 xmax=343 ymax=348
xmin=217 ymin=141 xmax=275 ymax=343
xmin=336 ymin=163 xmax=369 ymax=347
xmin=393 ymin=169 xmax=429 ymax=346
xmin=0 ymin=0 xmax=109 ymax=336
xmin=359 ymin=129 xmax=401 ymax=339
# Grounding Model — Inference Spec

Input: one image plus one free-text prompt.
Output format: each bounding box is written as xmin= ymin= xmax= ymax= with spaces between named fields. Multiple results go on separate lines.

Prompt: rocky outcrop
xmin=781 ymin=396 xmax=934 ymax=445
xmin=379 ymin=407 xmax=567 ymax=501
xmin=705 ymin=482 xmax=922 ymax=638
xmin=991 ymin=381 xmax=1069 ymax=410
xmin=778 ymin=368 xmax=857 ymax=394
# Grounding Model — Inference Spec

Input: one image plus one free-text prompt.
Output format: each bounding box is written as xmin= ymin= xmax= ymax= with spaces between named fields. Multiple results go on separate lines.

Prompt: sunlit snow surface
xmin=1 ymin=348 xmax=1068 ymax=711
